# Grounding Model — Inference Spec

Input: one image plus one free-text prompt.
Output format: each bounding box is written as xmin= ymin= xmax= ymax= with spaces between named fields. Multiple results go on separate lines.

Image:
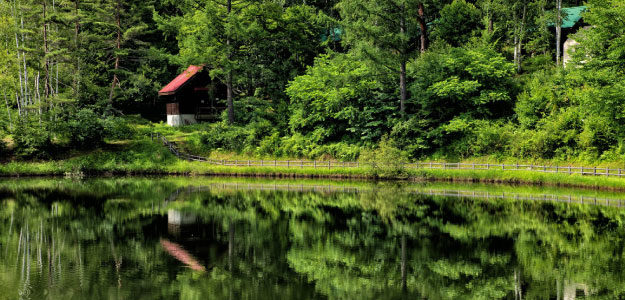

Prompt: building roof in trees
xmin=158 ymin=65 xmax=204 ymax=96
xmin=561 ymin=6 xmax=587 ymax=28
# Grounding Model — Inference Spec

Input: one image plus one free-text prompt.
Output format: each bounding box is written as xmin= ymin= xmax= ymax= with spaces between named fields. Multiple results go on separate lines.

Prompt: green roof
xmin=560 ymin=6 xmax=587 ymax=28
xmin=321 ymin=27 xmax=342 ymax=42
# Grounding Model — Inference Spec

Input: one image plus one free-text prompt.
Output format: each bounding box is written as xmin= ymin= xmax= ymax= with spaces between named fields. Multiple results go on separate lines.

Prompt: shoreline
xmin=3 ymin=162 xmax=625 ymax=191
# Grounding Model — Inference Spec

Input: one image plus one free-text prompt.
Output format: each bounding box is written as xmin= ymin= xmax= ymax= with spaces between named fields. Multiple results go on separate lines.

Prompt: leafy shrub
xmin=508 ymin=107 xmax=582 ymax=159
xmin=200 ymin=123 xmax=251 ymax=153
xmin=310 ymin=143 xmax=362 ymax=161
xmin=103 ymin=116 xmax=137 ymax=140
xmin=390 ymin=117 xmax=432 ymax=158
xmin=359 ymin=137 xmax=408 ymax=178
xmin=278 ymin=133 xmax=315 ymax=157
xmin=287 ymin=52 xmax=396 ymax=144
xmin=13 ymin=121 xmax=53 ymax=159
xmin=67 ymin=109 xmax=104 ymax=149
xmin=0 ymin=136 xmax=7 ymax=159
xmin=258 ymin=132 xmax=282 ymax=156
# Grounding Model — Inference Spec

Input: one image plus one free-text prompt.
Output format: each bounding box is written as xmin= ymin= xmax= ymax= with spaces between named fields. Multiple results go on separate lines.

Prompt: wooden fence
xmin=166 ymin=183 xmax=625 ymax=208
xmin=151 ymin=132 xmax=625 ymax=177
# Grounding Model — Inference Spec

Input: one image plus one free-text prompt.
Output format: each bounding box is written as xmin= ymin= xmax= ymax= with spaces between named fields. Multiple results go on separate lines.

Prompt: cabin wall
xmin=167 ymin=114 xmax=196 ymax=127
xmin=166 ymin=102 xmax=196 ymax=126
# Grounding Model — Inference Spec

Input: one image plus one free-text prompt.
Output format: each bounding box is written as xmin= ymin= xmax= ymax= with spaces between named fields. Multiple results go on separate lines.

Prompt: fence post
xmin=556 ymin=165 xmax=558 ymax=173
xmin=287 ymin=160 xmax=289 ymax=168
xmin=444 ymin=163 xmax=447 ymax=169
xmin=248 ymin=160 xmax=250 ymax=167
xmin=328 ymin=161 xmax=331 ymax=169
xmin=274 ymin=160 xmax=277 ymax=167
xmin=530 ymin=164 xmax=533 ymax=171
xmin=606 ymin=167 xmax=609 ymax=176
xmin=222 ymin=159 xmax=225 ymax=166
xmin=515 ymin=162 xmax=519 ymax=170
xmin=301 ymin=161 xmax=304 ymax=168
xmin=487 ymin=163 xmax=490 ymax=170
xmin=314 ymin=161 xmax=316 ymax=168
xmin=502 ymin=163 xmax=504 ymax=171
xmin=472 ymin=163 xmax=475 ymax=169
xmin=568 ymin=166 xmax=571 ymax=175
xmin=620 ymin=168 xmax=622 ymax=176
xmin=594 ymin=166 xmax=597 ymax=176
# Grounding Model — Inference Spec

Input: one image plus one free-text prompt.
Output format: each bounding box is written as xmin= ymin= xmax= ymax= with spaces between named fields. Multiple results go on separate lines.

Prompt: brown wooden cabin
xmin=158 ymin=65 xmax=226 ymax=126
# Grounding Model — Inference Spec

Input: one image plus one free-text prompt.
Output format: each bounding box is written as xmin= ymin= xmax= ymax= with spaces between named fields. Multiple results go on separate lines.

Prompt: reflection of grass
xmin=4 ymin=176 xmax=625 ymax=207
xmin=5 ymin=138 xmax=625 ymax=190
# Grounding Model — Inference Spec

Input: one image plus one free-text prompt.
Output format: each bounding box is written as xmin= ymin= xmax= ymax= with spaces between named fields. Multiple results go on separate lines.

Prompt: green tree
xmin=286 ymin=53 xmax=396 ymax=144
xmin=337 ymin=0 xmax=425 ymax=114
xmin=432 ymin=0 xmax=482 ymax=47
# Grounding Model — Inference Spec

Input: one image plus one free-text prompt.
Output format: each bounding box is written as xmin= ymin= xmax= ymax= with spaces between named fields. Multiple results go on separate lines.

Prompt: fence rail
xmin=151 ymin=132 xmax=625 ymax=177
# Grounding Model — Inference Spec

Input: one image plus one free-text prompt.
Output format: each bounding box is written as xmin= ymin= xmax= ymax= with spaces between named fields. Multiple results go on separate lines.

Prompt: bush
xmin=359 ymin=137 xmax=408 ymax=178
xmin=67 ymin=109 xmax=104 ymax=149
xmin=200 ymin=123 xmax=251 ymax=153
xmin=390 ymin=117 xmax=431 ymax=158
xmin=103 ymin=116 xmax=137 ymax=140
xmin=258 ymin=132 xmax=282 ymax=156
xmin=13 ymin=121 xmax=53 ymax=159
xmin=0 ymin=137 xmax=7 ymax=159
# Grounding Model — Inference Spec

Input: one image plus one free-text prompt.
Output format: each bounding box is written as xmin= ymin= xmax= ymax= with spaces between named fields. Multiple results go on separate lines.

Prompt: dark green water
xmin=1 ymin=177 xmax=625 ymax=299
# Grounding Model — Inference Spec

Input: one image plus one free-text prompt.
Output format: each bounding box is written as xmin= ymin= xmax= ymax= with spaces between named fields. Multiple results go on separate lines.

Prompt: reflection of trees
xmin=2 ymin=179 xmax=625 ymax=299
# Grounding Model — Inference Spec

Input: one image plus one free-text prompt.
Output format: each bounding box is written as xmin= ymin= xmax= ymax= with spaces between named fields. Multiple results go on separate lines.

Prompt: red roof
xmin=158 ymin=65 xmax=204 ymax=96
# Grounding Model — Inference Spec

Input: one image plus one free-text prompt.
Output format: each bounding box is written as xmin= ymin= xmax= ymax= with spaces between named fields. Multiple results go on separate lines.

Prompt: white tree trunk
xmin=556 ymin=0 xmax=562 ymax=66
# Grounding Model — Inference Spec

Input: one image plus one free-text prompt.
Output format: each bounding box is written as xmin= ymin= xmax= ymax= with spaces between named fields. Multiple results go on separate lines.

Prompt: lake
xmin=1 ymin=177 xmax=624 ymax=299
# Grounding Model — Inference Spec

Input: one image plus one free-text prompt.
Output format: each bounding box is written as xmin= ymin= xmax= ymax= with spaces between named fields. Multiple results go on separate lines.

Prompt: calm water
xmin=1 ymin=177 xmax=625 ymax=299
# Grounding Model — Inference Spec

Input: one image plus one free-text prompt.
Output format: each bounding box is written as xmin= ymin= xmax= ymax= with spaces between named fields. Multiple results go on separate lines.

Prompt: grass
xmin=3 ymin=118 xmax=625 ymax=190
xmin=3 ymin=136 xmax=625 ymax=191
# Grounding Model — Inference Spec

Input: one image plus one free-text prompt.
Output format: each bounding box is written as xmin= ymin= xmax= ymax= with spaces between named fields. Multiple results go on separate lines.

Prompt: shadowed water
xmin=1 ymin=177 xmax=625 ymax=299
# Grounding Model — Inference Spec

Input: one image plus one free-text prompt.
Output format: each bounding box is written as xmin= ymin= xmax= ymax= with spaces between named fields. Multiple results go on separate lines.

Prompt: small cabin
xmin=158 ymin=65 xmax=226 ymax=126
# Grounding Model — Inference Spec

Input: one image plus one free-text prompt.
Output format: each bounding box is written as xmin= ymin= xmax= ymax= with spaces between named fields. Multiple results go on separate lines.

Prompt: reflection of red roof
xmin=158 ymin=65 xmax=204 ymax=96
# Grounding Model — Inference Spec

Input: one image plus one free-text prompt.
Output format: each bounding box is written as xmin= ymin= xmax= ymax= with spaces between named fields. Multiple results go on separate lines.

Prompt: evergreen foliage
xmin=1 ymin=0 xmax=624 ymax=164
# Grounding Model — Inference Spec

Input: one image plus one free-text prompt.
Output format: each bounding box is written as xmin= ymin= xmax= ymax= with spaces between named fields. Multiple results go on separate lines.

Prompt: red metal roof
xmin=158 ymin=65 xmax=204 ymax=96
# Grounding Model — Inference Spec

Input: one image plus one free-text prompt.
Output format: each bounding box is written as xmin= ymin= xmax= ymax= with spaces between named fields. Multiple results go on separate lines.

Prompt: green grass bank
xmin=4 ymin=137 xmax=625 ymax=191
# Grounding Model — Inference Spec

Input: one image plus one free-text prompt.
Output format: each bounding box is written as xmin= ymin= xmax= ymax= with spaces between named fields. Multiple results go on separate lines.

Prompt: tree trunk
xmin=43 ymin=0 xmax=49 ymax=102
xmin=228 ymin=221 xmax=234 ymax=271
xmin=74 ymin=0 xmax=81 ymax=95
xmin=417 ymin=3 xmax=427 ymax=53
xmin=15 ymin=92 xmax=21 ymax=117
xmin=14 ymin=32 xmax=24 ymax=110
xmin=556 ymin=0 xmax=562 ymax=66
xmin=401 ymin=235 xmax=406 ymax=291
xmin=399 ymin=9 xmax=406 ymax=114
xmin=487 ymin=0 xmax=494 ymax=33
xmin=4 ymin=92 xmax=12 ymax=131
xmin=108 ymin=0 xmax=121 ymax=105
xmin=518 ymin=5 xmax=526 ymax=72
xmin=226 ymin=0 xmax=234 ymax=124
xmin=400 ymin=61 xmax=406 ymax=115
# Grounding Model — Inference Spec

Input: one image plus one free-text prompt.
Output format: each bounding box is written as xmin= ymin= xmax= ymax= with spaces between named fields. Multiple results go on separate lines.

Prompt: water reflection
xmin=1 ymin=178 xmax=625 ymax=299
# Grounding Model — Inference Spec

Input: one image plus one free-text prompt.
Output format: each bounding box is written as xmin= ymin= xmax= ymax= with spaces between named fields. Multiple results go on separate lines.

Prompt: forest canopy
xmin=1 ymin=0 xmax=624 ymax=163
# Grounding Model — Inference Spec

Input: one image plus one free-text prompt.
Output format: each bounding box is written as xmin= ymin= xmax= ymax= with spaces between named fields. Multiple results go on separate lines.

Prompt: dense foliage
xmin=2 ymin=0 xmax=625 ymax=163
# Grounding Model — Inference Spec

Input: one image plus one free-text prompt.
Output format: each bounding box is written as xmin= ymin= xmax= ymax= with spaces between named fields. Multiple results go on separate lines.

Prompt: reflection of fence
xmin=152 ymin=133 xmax=625 ymax=177
xmin=168 ymin=183 xmax=625 ymax=208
